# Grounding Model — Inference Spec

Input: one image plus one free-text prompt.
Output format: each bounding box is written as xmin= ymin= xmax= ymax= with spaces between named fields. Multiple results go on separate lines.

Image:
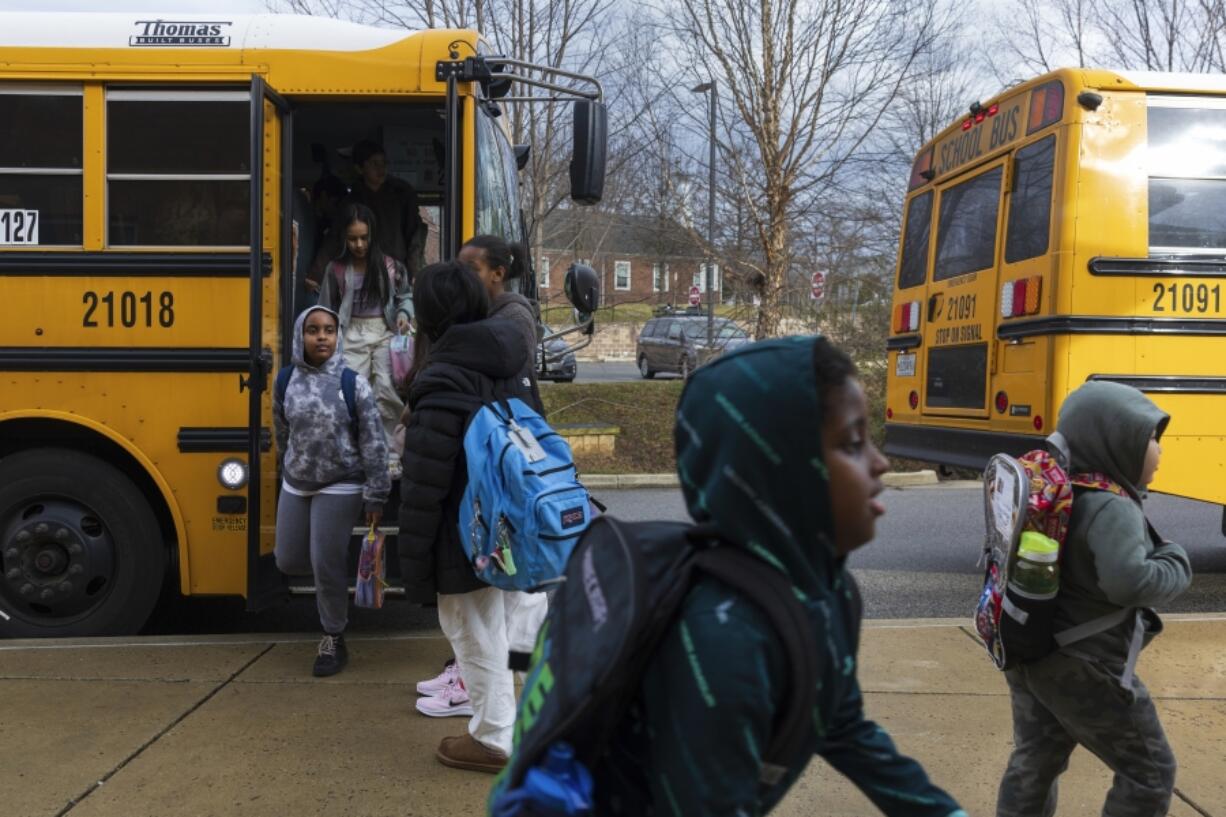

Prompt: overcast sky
xmin=0 ymin=0 xmax=268 ymax=11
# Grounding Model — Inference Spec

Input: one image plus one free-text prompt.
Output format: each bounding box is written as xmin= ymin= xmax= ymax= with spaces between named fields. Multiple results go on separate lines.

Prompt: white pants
xmin=342 ymin=316 xmax=403 ymax=451
xmin=437 ymin=587 xmax=548 ymax=755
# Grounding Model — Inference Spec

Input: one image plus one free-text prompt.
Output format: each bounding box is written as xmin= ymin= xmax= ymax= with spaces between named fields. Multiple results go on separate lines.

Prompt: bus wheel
xmin=0 ymin=449 xmax=165 ymax=637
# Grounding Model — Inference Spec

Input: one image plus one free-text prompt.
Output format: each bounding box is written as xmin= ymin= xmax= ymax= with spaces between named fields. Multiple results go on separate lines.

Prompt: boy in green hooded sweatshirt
xmin=594 ymin=337 xmax=965 ymax=816
xmin=996 ymin=381 xmax=1192 ymax=817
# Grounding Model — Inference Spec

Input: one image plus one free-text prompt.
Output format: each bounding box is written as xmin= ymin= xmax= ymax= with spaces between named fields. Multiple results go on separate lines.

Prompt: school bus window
xmin=934 ymin=166 xmax=1002 ymax=281
xmin=926 ymin=344 xmax=987 ymax=409
xmin=106 ymin=89 xmax=249 ymax=247
xmin=474 ymin=109 xmax=519 ymax=242
xmin=0 ymin=86 xmax=83 ymax=246
xmin=1005 ymin=135 xmax=1055 ymax=263
xmin=1147 ymin=100 xmax=1226 ymax=253
xmin=898 ymin=191 xmax=932 ymax=289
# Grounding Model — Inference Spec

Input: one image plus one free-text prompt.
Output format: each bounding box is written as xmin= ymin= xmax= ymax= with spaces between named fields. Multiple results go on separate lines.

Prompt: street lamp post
xmin=691 ymin=81 xmax=716 ymax=350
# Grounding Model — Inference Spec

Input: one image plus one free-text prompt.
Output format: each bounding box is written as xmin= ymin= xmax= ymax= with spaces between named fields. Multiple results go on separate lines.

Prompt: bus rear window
xmin=934 ymin=167 xmax=1002 ymax=281
xmin=898 ymin=191 xmax=932 ymax=289
xmin=1147 ymin=100 xmax=1226 ymax=253
xmin=0 ymin=87 xmax=83 ymax=246
xmin=1005 ymin=136 xmax=1055 ymax=263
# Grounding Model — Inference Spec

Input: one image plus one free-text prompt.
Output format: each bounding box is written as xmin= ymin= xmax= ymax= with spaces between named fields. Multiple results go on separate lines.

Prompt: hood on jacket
xmin=424 ymin=317 xmax=529 ymax=381
xmin=675 ymin=336 xmax=836 ymax=597
xmin=490 ymin=291 xmax=536 ymax=319
xmin=1057 ymin=380 xmax=1169 ymax=499
xmin=292 ymin=305 xmax=345 ymax=374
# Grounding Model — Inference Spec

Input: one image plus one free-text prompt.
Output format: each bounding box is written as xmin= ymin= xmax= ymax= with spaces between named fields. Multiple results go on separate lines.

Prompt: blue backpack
xmin=274 ymin=364 xmax=359 ymax=437
xmin=458 ymin=397 xmax=592 ymax=592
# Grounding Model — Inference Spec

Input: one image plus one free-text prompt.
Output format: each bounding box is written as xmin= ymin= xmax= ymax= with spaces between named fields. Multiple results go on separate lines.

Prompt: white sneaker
xmin=416 ymin=659 xmax=459 ymax=696
xmin=415 ymin=681 xmax=474 ymax=718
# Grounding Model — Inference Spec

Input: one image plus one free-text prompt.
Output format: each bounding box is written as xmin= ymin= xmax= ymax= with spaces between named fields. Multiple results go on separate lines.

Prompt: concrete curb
xmin=584 ymin=471 xmax=948 ymax=490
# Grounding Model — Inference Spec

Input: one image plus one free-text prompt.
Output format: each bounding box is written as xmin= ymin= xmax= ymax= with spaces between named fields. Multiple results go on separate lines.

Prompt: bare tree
xmin=660 ymin=0 xmax=947 ymax=339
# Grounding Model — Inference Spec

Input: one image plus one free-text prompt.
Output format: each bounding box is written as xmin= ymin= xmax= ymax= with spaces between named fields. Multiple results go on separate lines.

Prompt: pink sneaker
xmin=415 ymin=680 xmax=474 ymax=718
xmin=416 ymin=660 xmax=459 ymax=696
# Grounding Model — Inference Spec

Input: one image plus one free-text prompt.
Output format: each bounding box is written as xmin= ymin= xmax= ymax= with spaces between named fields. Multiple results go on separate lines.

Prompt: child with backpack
xmin=397 ymin=260 xmax=548 ymax=773
xmin=273 ymin=305 xmax=389 ymax=677
xmin=996 ymin=381 xmax=1192 ymax=817
xmin=318 ymin=202 xmax=413 ymax=473
xmin=493 ymin=336 xmax=965 ymax=816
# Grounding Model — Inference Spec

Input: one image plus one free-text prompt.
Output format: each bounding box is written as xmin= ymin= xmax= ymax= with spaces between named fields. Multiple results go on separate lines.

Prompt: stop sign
xmin=811 ymin=270 xmax=825 ymax=300
xmin=688 ymin=285 xmax=701 ymax=307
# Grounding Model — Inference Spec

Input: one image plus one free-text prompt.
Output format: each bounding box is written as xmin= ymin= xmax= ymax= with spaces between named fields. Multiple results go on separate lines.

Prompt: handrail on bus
xmin=435 ymin=54 xmax=603 ymax=103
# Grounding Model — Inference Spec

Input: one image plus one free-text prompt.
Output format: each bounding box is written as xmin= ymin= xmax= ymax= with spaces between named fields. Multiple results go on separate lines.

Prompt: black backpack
xmin=489 ymin=516 xmax=820 ymax=813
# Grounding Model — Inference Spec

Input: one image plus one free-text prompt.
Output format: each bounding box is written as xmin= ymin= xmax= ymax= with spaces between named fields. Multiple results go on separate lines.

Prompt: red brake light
xmin=995 ymin=391 xmax=1009 ymax=414
xmin=886 ymin=407 xmax=894 ymax=419
xmin=1034 ymin=415 xmax=1044 ymax=431
xmin=1012 ymin=279 xmax=1028 ymax=317
xmin=909 ymin=390 xmax=919 ymax=410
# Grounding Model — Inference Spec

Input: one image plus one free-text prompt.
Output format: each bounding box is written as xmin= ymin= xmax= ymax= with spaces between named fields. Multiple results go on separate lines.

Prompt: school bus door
xmin=993 ymin=134 xmax=1059 ymax=435
xmin=246 ymin=76 xmax=290 ymax=611
xmin=921 ymin=158 xmax=1006 ymax=420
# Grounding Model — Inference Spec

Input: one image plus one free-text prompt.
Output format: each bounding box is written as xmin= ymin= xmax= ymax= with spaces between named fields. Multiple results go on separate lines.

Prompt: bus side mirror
xmin=565 ymin=263 xmax=599 ymax=334
xmin=570 ymin=99 xmax=607 ymax=205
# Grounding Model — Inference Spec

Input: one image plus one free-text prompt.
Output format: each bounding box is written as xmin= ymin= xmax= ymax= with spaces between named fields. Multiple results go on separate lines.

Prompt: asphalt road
xmin=146 ymin=486 xmax=1226 ymax=635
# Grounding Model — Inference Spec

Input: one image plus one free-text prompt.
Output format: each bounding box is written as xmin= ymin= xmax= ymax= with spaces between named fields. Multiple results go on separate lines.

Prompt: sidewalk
xmin=2 ymin=617 xmax=1222 ymax=817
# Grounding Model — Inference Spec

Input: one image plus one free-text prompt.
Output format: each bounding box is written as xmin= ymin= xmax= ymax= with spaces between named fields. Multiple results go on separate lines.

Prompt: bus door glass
xmin=923 ymin=159 xmax=1005 ymax=417
xmin=996 ymin=135 xmax=1057 ymax=431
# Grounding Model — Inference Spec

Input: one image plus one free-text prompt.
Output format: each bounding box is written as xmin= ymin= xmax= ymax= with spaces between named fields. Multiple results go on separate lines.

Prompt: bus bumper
xmin=884 ymin=423 xmax=1043 ymax=470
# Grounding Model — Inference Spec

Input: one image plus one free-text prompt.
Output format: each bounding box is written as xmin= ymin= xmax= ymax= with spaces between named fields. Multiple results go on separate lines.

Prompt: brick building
xmin=533 ymin=209 xmax=722 ymax=307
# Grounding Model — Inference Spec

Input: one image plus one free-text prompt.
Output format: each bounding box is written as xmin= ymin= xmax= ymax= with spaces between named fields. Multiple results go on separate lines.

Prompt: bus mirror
xmin=565 ymin=262 xmax=599 ymax=315
xmin=570 ymin=99 xmax=607 ymax=204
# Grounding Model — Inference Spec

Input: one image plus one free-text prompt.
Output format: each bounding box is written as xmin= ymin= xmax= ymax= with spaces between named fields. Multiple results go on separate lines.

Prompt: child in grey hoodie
xmin=997 ymin=381 xmax=1192 ymax=817
xmin=274 ymin=305 xmax=389 ymax=677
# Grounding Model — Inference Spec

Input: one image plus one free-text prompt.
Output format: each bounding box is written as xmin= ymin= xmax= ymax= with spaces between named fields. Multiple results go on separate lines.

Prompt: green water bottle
xmin=1010 ymin=531 xmax=1060 ymax=598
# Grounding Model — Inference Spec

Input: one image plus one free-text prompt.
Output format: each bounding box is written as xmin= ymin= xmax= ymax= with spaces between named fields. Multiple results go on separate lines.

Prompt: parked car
xmin=537 ymin=324 xmax=578 ymax=383
xmin=636 ymin=315 xmax=750 ymax=379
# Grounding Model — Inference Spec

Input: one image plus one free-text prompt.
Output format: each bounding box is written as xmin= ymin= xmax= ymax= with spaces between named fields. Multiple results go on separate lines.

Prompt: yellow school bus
xmin=0 ymin=12 xmax=605 ymax=636
xmin=885 ymin=68 xmax=1226 ymax=517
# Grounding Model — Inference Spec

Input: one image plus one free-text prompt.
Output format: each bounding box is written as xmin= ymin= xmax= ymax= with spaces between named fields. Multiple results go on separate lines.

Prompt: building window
xmin=614 ymin=259 xmax=631 ymax=290
xmin=652 ymin=263 xmax=662 ymax=292
xmin=693 ymin=263 xmax=719 ymax=292
xmin=538 ymin=255 xmax=550 ymax=289
xmin=665 ymin=263 xmax=671 ymax=292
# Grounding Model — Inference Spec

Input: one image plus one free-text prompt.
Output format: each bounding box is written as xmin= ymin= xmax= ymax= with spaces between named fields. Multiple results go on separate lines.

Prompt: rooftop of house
xmin=539 ymin=209 xmax=705 ymax=259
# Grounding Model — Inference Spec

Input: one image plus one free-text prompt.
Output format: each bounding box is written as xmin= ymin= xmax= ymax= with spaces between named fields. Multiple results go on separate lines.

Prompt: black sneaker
xmin=313 ymin=632 xmax=348 ymax=677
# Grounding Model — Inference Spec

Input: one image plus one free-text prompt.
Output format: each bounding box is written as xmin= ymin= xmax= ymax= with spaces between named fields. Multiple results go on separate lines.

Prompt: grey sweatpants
xmin=274 ymin=490 xmax=364 ymax=634
xmin=996 ymin=651 xmax=1175 ymax=817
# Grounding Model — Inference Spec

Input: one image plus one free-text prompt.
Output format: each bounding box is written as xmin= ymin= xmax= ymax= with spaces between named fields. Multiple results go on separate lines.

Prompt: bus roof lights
xmin=988 ymin=103 xmax=999 ymax=116
xmin=961 ymin=119 xmax=974 ymax=131
xmin=1027 ymin=80 xmax=1065 ymax=134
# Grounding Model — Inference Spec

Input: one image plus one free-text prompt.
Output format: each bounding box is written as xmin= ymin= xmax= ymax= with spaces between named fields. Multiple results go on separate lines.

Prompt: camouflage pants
xmin=996 ymin=651 xmax=1175 ymax=817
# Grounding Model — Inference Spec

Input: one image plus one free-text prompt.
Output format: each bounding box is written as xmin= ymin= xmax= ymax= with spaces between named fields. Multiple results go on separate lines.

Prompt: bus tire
xmin=0 ymin=449 xmax=166 ymax=637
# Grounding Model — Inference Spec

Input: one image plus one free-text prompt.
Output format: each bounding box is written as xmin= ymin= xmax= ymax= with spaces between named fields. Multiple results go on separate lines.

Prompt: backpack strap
xmin=1054 ymin=607 xmax=1144 ymax=687
xmin=340 ymin=367 xmax=359 ymax=436
xmin=689 ymin=544 xmax=819 ymax=786
xmin=274 ymin=364 xmax=293 ymax=406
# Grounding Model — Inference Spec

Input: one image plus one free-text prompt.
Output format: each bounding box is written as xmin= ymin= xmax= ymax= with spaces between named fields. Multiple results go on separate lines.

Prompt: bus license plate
xmin=895 ymin=352 xmax=916 ymax=377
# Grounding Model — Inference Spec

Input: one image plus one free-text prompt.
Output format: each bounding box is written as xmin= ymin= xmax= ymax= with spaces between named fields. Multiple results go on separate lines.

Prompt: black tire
xmin=638 ymin=355 xmax=655 ymax=379
xmin=0 ymin=449 xmax=166 ymax=637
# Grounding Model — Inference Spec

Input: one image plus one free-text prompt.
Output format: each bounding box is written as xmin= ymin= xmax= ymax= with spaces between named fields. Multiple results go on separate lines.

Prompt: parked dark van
xmin=636 ymin=315 xmax=749 ymax=378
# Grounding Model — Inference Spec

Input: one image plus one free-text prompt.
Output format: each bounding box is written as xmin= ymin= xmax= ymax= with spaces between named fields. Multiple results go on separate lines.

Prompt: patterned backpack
xmin=976 ymin=432 xmax=1130 ymax=670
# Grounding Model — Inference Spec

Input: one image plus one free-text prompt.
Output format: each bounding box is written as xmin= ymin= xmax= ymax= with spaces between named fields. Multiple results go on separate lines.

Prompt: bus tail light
xmin=1028 ymin=80 xmax=1065 ymax=134
xmin=886 ymin=407 xmax=894 ymax=419
xmin=995 ymin=391 xmax=1009 ymax=414
xmin=909 ymin=390 xmax=919 ymax=410
xmin=1000 ymin=276 xmax=1043 ymax=318
xmin=1034 ymin=415 xmax=1044 ymax=430
xmin=894 ymin=302 xmax=920 ymax=333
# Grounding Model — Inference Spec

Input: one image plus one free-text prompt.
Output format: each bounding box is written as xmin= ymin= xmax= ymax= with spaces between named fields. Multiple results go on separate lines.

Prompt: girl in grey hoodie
xmin=273 ymin=305 xmax=389 ymax=677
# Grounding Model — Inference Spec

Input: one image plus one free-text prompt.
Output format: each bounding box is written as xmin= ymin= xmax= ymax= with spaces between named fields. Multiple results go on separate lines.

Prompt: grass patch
xmin=540 ymin=380 xmax=684 ymax=475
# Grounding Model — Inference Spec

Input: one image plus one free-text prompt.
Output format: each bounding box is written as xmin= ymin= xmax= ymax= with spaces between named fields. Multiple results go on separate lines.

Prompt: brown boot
xmin=436 ymin=733 xmax=508 ymax=774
